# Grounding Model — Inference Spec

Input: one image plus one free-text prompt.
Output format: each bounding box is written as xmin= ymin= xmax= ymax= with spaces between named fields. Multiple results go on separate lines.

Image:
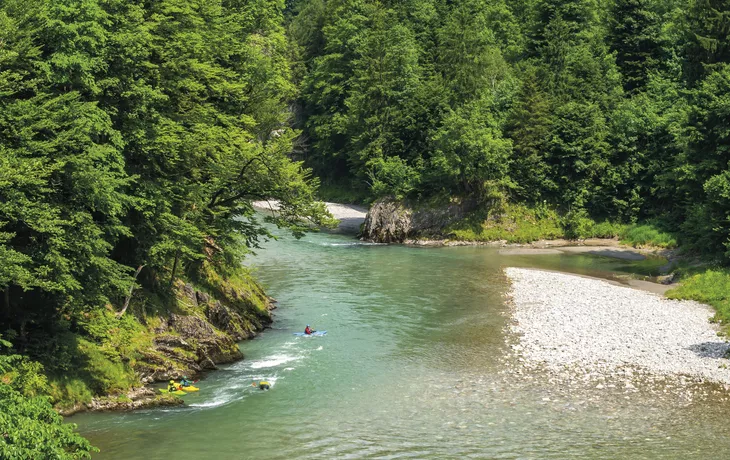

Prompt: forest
xmin=293 ymin=0 xmax=730 ymax=252
xmin=1 ymin=0 xmax=729 ymax=457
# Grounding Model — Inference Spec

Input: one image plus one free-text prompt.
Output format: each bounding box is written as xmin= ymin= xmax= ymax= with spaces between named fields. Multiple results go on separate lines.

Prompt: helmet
xmin=306 ymin=324 xmax=310 ymax=327
xmin=183 ymin=376 xmax=188 ymax=379
xmin=170 ymin=380 xmax=174 ymax=383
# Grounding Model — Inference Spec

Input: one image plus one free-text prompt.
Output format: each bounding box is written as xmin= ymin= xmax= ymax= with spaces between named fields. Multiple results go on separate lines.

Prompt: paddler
xmin=252 ymin=380 xmax=271 ymax=390
xmin=304 ymin=325 xmax=313 ymax=335
xmin=180 ymin=376 xmax=193 ymax=387
xmin=167 ymin=380 xmax=177 ymax=393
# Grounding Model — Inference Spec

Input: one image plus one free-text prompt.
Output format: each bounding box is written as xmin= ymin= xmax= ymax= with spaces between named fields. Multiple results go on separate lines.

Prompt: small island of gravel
xmin=506 ymin=268 xmax=730 ymax=385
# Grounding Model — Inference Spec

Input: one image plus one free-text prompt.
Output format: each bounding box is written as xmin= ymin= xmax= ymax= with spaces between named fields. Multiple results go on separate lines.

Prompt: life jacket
xmin=305 ymin=327 xmax=312 ymax=334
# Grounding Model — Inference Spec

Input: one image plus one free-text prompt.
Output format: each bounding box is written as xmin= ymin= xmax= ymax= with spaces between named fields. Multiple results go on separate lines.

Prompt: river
xmin=73 ymin=227 xmax=730 ymax=459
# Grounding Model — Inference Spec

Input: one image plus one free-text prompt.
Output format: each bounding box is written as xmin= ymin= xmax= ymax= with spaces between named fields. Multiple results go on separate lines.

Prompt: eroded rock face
xmin=361 ymin=197 xmax=475 ymax=243
xmin=206 ymin=301 xmax=257 ymax=341
xmin=136 ymin=282 xmax=272 ymax=383
xmin=360 ymin=198 xmax=412 ymax=243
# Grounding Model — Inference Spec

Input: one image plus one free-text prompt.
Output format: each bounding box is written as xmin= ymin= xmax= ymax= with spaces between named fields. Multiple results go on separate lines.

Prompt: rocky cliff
xmin=137 ymin=277 xmax=273 ymax=385
xmin=60 ymin=271 xmax=273 ymax=415
xmin=360 ymin=197 xmax=475 ymax=243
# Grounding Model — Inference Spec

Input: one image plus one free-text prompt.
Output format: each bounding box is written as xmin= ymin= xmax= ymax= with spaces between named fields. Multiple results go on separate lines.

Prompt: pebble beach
xmin=506 ymin=268 xmax=730 ymax=385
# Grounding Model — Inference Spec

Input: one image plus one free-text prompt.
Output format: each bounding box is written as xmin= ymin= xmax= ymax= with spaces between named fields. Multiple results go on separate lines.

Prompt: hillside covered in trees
xmin=291 ymin=0 xmax=730 ymax=253
xmin=0 ymin=0 xmax=330 ymax=456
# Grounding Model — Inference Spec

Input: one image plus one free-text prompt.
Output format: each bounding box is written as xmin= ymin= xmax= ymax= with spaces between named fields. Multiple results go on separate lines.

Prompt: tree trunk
xmin=117 ymin=265 xmax=145 ymax=318
xmin=169 ymin=250 xmax=180 ymax=288
xmin=18 ymin=319 xmax=27 ymax=353
xmin=3 ymin=287 xmax=9 ymax=319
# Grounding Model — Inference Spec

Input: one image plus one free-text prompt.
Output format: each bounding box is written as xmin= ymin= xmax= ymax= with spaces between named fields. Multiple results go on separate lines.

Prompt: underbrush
xmin=316 ymin=182 xmax=370 ymax=205
xmin=446 ymin=203 xmax=677 ymax=249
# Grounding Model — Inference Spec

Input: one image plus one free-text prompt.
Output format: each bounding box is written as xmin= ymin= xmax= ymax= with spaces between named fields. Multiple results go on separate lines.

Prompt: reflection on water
xmin=72 ymin=230 xmax=730 ymax=459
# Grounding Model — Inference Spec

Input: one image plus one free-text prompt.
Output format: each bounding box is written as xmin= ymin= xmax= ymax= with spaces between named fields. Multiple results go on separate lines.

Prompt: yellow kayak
xmin=180 ymin=385 xmax=199 ymax=392
xmin=159 ymin=388 xmax=186 ymax=396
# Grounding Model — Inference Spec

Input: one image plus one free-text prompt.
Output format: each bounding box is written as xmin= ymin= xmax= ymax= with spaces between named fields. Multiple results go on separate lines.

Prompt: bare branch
xmin=117 ymin=265 xmax=146 ymax=318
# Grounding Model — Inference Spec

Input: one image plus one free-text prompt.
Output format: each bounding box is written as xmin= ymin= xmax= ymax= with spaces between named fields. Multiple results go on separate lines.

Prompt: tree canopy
xmin=291 ymin=0 xmax=730 ymax=259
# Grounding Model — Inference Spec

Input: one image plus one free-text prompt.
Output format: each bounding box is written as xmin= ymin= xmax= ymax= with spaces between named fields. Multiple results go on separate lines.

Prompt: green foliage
xmin=0 ymin=2 xmax=336 ymax=451
xmin=683 ymin=0 xmax=730 ymax=84
xmin=0 ymin=384 xmax=97 ymax=459
xmin=290 ymin=0 xmax=730 ymax=261
xmin=77 ymin=310 xmax=150 ymax=366
xmin=562 ymin=208 xmax=598 ymax=239
xmin=5 ymin=2 xmax=730 ymax=454
xmin=0 ymin=0 xmax=330 ymax=370
xmin=609 ymin=0 xmax=664 ymax=92
xmin=48 ymin=377 xmax=94 ymax=410
xmin=0 ymin=338 xmax=96 ymax=458
xmin=588 ymin=221 xmax=627 ymax=238
xmin=447 ymin=203 xmax=563 ymax=243
xmin=316 ymin=182 xmax=370 ymax=205
xmin=369 ymin=157 xmax=422 ymax=200
xmin=76 ymin=338 xmax=137 ymax=394
xmin=620 ymin=224 xmax=678 ymax=248
xmin=507 ymin=66 xmax=555 ymax=202
xmin=668 ymin=269 xmax=730 ymax=328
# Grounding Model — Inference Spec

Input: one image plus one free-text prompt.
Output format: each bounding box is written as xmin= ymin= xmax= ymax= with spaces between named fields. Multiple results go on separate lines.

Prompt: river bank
xmin=57 ymin=274 xmax=274 ymax=416
xmin=506 ymin=268 xmax=730 ymax=390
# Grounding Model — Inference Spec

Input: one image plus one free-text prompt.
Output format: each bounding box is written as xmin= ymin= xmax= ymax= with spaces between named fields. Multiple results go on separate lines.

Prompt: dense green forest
xmin=291 ymin=0 xmax=730 ymax=253
xmin=2 ymin=0 xmax=730 ymax=456
xmin=0 ymin=0 xmax=329 ymax=456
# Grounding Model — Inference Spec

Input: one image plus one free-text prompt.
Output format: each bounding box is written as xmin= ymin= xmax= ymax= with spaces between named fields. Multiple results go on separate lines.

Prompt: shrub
xmin=588 ymin=221 xmax=625 ymax=238
xmin=562 ymin=208 xmax=595 ymax=239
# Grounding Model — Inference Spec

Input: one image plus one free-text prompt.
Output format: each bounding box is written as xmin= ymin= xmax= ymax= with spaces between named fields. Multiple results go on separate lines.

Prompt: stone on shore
xmin=505 ymin=268 xmax=730 ymax=385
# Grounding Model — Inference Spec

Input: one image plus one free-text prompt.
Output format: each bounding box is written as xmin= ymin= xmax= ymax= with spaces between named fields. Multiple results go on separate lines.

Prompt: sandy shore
xmin=506 ymin=268 xmax=730 ymax=385
xmin=252 ymin=200 xmax=367 ymax=233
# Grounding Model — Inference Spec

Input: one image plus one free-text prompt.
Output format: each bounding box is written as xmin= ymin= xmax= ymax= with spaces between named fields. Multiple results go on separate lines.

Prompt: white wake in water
xmin=249 ymin=354 xmax=300 ymax=369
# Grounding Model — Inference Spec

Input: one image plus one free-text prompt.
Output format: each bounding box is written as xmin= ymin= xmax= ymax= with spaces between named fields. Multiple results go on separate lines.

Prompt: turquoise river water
xmin=73 ymin=227 xmax=730 ymax=459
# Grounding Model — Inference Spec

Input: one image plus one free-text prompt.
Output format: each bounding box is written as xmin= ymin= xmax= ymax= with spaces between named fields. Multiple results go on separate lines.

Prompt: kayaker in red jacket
xmin=304 ymin=325 xmax=313 ymax=335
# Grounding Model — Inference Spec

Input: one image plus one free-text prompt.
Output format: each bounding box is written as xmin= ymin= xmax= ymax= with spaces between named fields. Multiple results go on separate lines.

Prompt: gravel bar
xmin=506 ymin=268 xmax=730 ymax=384
xmin=252 ymin=200 xmax=366 ymax=232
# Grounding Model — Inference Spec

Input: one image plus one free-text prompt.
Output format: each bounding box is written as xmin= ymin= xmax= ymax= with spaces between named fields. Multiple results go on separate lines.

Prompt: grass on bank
xmin=446 ymin=203 xmax=563 ymax=243
xmin=43 ymin=266 xmax=272 ymax=410
xmin=620 ymin=224 xmax=677 ymax=248
xmin=667 ymin=269 xmax=730 ymax=332
xmin=445 ymin=203 xmax=678 ymax=248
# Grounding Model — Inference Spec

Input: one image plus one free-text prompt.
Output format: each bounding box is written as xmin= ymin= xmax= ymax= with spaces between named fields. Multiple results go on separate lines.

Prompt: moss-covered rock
xmin=52 ymin=269 xmax=274 ymax=413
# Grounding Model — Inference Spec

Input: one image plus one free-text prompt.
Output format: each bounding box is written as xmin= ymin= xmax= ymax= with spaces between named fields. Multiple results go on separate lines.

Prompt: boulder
xmin=361 ymin=197 xmax=475 ymax=243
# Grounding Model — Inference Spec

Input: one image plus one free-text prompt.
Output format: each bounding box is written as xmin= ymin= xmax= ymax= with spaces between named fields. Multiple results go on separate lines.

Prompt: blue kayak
xmin=293 ymin=331 xmax=327 ymax=337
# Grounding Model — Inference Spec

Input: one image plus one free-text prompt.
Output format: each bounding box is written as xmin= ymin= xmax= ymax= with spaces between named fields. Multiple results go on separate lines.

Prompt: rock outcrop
xmin=361 ymin=197 xmax=475 ymax=243
xmin=59 ymin=387 xmax=184 ymax=416
xmin=136 ymin=279 xmax=273 ymax=384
